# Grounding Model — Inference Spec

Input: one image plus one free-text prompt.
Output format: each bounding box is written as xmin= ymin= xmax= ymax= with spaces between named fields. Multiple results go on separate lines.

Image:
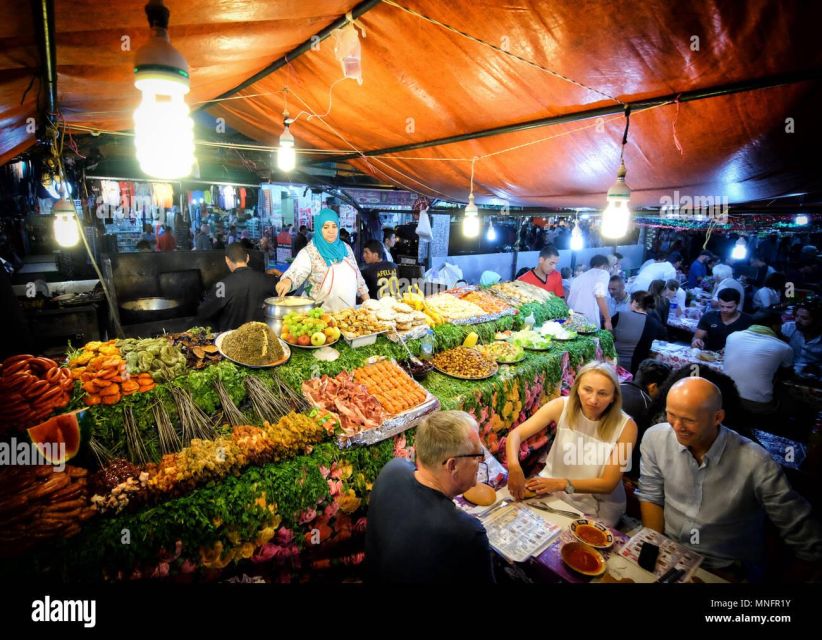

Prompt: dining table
xmin=474 ymin=487 xmax=727 ymax=584
xmin=650 ymin=339 xmax=724 ymax=373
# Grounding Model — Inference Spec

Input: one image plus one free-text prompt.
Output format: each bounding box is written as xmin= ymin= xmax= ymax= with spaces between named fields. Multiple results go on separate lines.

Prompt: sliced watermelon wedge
xmin=27 ymin=410 xmax=85 ymax=464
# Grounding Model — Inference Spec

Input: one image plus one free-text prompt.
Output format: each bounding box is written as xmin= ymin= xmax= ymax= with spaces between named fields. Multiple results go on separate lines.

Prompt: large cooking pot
xmin=120 ymin=297 xmax=184 ymax=324
xmin=263 ymin=296 xmax=317 ymax=336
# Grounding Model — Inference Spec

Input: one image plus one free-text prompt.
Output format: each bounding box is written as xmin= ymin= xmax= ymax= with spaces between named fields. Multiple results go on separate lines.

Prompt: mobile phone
xmin=638 ymin=541 xmax=660 ymax=572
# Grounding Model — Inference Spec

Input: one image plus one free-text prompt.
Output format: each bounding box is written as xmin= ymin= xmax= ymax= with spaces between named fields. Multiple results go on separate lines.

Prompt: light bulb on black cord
xmin=601 ymin=106 xmax=632 ymax=240
xmin=53 ymin=198 xmax=80 ymax=248
xmin=277 ymin=116 xmax=296 ymax=173
xmin=486 ymin=218 xmax=496 ymax=242
xmin=133 ymin=0 xmax=194 ymax=179
xmin=463 ymin=157 xmax=480 ymax=238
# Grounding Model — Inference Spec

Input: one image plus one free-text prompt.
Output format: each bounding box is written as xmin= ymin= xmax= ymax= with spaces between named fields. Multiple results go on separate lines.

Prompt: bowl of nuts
xmin=431 ymin=346 xmax=499 ymax=380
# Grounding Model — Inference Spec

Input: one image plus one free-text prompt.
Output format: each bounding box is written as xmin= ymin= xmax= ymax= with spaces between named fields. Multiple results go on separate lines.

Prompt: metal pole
xmin=319 ymin=68 xmax=822 ymax=162
xmin=35 ymin=0 xmax=58 ymax=118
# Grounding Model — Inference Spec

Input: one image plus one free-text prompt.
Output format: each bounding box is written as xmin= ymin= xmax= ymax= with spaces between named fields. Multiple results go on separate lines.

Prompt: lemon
xmin=463 ymin=332 xmax=479 ymax=348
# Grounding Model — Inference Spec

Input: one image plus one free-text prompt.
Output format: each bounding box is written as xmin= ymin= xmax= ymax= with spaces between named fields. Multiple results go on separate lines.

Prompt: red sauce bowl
xmin=561 ymin=542 xmax=607 ymax=577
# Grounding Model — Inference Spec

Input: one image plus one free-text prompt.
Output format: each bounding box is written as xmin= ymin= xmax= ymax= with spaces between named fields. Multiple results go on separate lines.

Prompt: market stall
xmin=0 ymin=282 xmax=615 ymax=582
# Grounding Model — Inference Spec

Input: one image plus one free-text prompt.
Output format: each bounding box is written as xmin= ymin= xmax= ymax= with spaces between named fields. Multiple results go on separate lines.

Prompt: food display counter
xmin=0 ymin=282 xmax=616 ymax=582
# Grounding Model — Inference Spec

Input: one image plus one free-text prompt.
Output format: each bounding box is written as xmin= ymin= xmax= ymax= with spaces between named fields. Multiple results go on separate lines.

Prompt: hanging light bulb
xmin=601 ymin=161 xmax=631 ymax=239
xmin=463 ymin=157 xmax=480 ymax=238
xmin=133 ymin=0 xmax=194 ymax=179
xmin=795 ymin=214 xmax=809 ymax=226
xmin=486 ymin=218 xmax=497 ymax=242
xmin=277 ymin=115 xmax=296 ymax=172
xmin=570 ymin=222 xmax=584 ymax=251
xmin=601 ymin=106 xmax=632 ymax=240
xmin=53 ymin=199 xmax=80 ymax=248
xmin=731 ymin=237 xmax=748 ymax=260
xmin=463 ymin=193 xmax=480 ymax=238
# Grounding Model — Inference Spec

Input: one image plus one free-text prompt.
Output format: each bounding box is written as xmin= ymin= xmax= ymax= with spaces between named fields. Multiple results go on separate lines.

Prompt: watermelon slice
xmin=27 ymin=410 xmax=85 ymax=464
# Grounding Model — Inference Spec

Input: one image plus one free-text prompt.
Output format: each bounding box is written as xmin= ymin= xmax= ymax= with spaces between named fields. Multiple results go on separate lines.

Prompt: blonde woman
xmin=506 ymin=361 xmax=637 ymax=526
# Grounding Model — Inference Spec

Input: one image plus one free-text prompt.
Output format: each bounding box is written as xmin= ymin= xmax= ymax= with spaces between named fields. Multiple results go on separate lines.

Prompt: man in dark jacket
xmin=196 ymin=243 xmax=277 ymax=332
xmin=291 ymin=225 xmax=308 ymax=256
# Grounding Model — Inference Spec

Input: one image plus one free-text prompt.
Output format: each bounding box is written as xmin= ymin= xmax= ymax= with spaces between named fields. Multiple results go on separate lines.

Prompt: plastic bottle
xmin=420 ymin=330 xmax=435 ymax=361
xmin=669 ymin=300 xmax=679 ymax=318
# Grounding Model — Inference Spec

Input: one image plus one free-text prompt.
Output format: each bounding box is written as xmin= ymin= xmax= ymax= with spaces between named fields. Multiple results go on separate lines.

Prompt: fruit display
xmin=78 ymin=353 xmax=146 ymax=407
xmin=479 ymin=341 xmax=526 ymax=363
xmin=167 ymin=328 xmax=223 ymax=369
xmin=460 ymin=290 xmax=514 ymax=315
xmin=118 ymin=338 xmax=187 ymax=382
xmin=0 ymin=355 xmax=73 ymax=433
xmin=281 ymin=309 xmax=339 ymax=347
xmin=221 ymin=322 xmax=287 ymax=365
xmin=432 ymin=347 xmax=498 ymax=379
xmin=302 ymin=372 xmax=386 ymax=434
xmin=331 ymin=307 xmax=389 ymax=339
xmin=509 ymin=329 xmax=553 ymax=350
xmin=27 ymin=411 xmax=84 ymax=464
xmin=0 ymin=465 xmax=96 ymax=555
xmin=352 ymin=360 xmax=428 ymax=415
xmin=564 ymin=312 xmax=598 ymax=334
xmin=423 ymin=293 xmax=486 ymax=321
xmin=400 ymin=288 xmax=426 ymax=311
xmin=539 ymin=321 xmax=577 ymax=340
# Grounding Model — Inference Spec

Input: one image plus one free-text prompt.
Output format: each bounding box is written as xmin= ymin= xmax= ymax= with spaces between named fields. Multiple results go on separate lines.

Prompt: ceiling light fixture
xmin=277 ymin=109 xmax=296 ymax=173
xmin=570 ymin=217 xmax=584 ymax=251
xmin=463 ymin=157 xmax=480 ymax=238
xmin=601 ymin=106 xmax=632 ymax=240
xmin=133 ymin=0 xmax=194 ymax=179
xmin=486 ymin=218 xmax=496 ymax=242
xmin=731 ymin=237 xmax=748 ymax=260
xmin=53 ymin=198 xmax=80 ymax=248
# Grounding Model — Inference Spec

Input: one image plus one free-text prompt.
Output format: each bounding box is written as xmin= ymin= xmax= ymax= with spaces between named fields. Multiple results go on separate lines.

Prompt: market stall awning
xmin=2 ymin=0 xmax=822 ymax=207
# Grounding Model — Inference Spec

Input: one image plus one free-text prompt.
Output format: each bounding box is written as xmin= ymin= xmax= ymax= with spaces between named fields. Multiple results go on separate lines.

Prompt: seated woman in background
xmin=611 ymin=291 xmax=667 ymax=374
xmin=506 ymin=362 xmax=637 ymax=526
xmin=648 ymin=279 xmax=670 ymax=326
xmin=752 ymin=272 xmax=786 ymax=310
xmin=664 ymin=279 xmax=686 ymax=314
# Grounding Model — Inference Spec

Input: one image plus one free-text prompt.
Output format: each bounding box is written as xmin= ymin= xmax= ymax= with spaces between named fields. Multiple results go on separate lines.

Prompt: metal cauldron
xmin=263 ymin=296 xmax=317 ymax=336
xmin=120 ymin=297 xmax=184 ymax=324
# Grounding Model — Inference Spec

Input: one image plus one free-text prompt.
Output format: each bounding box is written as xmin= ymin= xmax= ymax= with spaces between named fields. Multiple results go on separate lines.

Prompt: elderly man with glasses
xmin=365 ymin=410 xmax=495 ymax=584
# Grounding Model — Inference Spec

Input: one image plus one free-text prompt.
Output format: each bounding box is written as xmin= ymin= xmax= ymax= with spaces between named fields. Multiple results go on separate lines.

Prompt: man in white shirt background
xmin=630 ymin=252 xmax=682 ymax=293
xmin=710 ymin=263 xmax=746 ymax=310
xmin=724 ymin=309 xmax=793 ymax=415
xmin=567 ymin=254 xmax=612 ymax=330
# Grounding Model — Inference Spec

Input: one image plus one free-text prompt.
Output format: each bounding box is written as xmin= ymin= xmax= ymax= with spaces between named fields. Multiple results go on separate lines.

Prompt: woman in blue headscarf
xmin=276 ymin=209 xmax=369 ymax=310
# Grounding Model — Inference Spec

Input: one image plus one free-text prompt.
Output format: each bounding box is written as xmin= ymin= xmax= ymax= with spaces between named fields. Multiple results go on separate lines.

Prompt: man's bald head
xmin=669 ymin=377 xmax=723 ymax=413
xmin=665 ymin=376 xmax=725 ymax=455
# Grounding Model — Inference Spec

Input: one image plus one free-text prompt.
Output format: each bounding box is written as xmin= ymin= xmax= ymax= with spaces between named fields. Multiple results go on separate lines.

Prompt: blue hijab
xmin=312 ymin=208 xmax=347 ymax=267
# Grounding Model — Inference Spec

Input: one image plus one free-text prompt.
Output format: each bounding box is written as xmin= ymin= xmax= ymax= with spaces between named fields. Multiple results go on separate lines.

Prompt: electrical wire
xmin=380 ymin=0 xmax=624 ymax=105
xmin=55 ymin=119 xmax=125 ymax=338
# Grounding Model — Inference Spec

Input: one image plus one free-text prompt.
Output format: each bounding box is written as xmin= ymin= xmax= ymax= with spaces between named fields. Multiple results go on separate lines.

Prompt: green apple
xmin=311 ymin=331 xmax=327 ymax=346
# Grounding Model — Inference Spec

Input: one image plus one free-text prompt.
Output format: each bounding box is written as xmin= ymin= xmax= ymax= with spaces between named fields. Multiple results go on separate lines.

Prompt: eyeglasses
xmin=443 ymin=453 xmax=485 ymax=465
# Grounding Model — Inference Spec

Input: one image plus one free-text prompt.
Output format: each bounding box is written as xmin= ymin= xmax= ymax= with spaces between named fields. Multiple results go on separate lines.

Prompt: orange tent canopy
xmin=2 ymin=0 xmax=821 ymax=208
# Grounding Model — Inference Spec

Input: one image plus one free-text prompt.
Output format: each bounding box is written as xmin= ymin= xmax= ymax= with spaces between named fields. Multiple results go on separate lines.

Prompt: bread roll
xmin=463 ymin=483 xmax=496 ymax=506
